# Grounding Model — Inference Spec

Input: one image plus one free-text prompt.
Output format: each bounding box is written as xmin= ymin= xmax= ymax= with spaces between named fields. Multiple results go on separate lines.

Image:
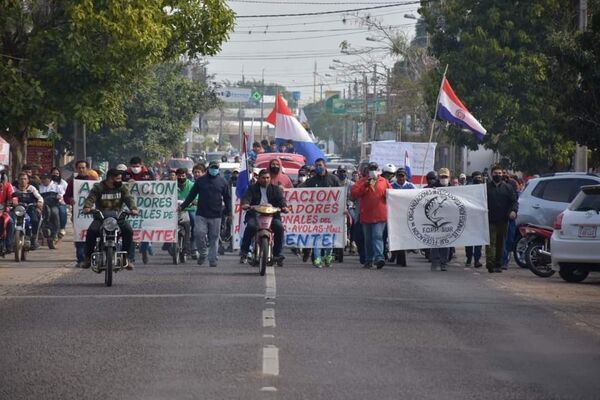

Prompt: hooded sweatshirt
xmin=269 ymin=158 xmax=294 ymax=189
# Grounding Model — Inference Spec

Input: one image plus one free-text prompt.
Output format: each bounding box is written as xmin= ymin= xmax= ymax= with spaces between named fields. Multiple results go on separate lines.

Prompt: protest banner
xmin=387 ymin=185 xmax=489 ymax=250
xmin=233 ymin=187 xmax=346 ymax=249
xmin=370 ymin=141 xmax=436 ymax=181
xmin=73 ymin=180 xmax=177 ymax=243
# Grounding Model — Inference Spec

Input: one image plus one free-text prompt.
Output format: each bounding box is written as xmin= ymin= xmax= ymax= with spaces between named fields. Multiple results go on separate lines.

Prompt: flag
xmin=266 ymin=94 xmax=325 ymax=164
xmin=437 ymin=78 xmax=487 ymax=140
xmin=235 ymin=133 xmax=250 ymax=200
xmin=404 ymin=149 xmax=412 ymax=180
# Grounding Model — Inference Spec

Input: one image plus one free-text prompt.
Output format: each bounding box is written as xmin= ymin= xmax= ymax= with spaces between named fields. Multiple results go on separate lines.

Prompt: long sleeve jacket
xmin=350 ymin=176 xmax=391 ymax=224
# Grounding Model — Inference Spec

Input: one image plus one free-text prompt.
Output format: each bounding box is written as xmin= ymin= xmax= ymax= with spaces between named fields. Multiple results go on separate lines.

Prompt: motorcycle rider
xmin=82 ymin=169 xmax=139 ymax=269
xmin=174 ymin=168 xmax=195 ymax=257
xmin=239 ymin=169 xmax=288 ymax=265
xmin=0 ymin=166 xmax=15 ymax=252
xmin=39 ymin=173 xmax=64 ymax=244
xmin=12 ymin=172 xmax=44 ymax=250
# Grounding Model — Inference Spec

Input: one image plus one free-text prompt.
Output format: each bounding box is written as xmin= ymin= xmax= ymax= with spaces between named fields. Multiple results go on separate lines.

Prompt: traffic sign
xmin=331 ymin=98 xmax=386 ymax=115
xmin=216 ymin=87 xmax=251 ymax=103
xmin=252 ymin=91 xmax=263 ymax=101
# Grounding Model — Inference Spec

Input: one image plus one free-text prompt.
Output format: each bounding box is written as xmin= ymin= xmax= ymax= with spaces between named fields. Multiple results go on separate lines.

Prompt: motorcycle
xmin=171 ymin=205 xmax=189 ymax=265
xmin=40 ymin=191 xmax=60 ymax=249
xmin=88 ymin=210 xmax=131 ymax=287
xmin=520 ymin=224 xmax=554 ymax=277
xmin=12 ymin=202 xmax=35 ymax=262
xmin=247 ymin=204 xmax=282 ymax=276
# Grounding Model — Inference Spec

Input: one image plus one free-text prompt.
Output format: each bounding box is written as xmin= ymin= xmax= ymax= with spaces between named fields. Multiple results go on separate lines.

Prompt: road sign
xmin=216 ymin=87 xmax=251 ymax=103
xmin=331 ymin=98 xmax=386 ymax=115
xmin=292 ymin=91 xmax=301 ymax=101
xmin=252 ymin=90 xmax=263 ymax=101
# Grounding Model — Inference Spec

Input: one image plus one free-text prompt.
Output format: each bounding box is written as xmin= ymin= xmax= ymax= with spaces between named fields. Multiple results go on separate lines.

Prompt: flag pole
xmin=420 ymin=64 xmax=449 ymax=186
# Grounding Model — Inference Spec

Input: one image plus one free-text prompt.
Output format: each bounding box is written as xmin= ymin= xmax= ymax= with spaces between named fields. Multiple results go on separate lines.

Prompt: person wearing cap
xmin=82 ymin=169 xmax=139 ymax=269
xmin=351 ymin=161 xmax=391 ymax=269
xmin=303 ymin=158 xmax=341 ymax=268
xmin=465 ymin=171 xmax=484 ymax=268
xmin=295 ymin=165 xmax=309 ymax=187
xmin=458 ymin=173 xmax=467 ymax=185
xmin=179 ymin=160 xmax=232 ymax=268
xmin=430 ymin=167 xmax=452 ymax=271
xmin=392 ymin=168 xmax=415 ymax=189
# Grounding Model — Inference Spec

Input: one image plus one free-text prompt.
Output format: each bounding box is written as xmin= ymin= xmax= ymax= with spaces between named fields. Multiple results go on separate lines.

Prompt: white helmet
xmin=382 ymin=163 xmax=397 ymax=174
xmin=116 ymin=164 xmax=127 ymax=172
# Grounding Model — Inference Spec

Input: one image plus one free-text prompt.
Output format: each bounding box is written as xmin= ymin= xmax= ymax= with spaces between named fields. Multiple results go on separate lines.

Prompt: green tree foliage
xmin=0 ymin=0 xmax=234 ymax=172
xmin=421 ymin=0 xmax=578 ymax=172
xmin=87 ymin=62 xmax=218 ymax=164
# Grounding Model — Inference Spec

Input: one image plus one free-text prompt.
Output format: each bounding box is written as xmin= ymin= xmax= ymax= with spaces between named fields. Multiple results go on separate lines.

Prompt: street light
xmin=404 ymin=13 xmax=417 ymax=20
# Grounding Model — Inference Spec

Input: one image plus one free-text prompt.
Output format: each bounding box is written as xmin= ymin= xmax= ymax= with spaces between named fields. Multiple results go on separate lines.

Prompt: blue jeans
xmin=362 ymin=222 xmax=386 ymax=263
xmin=58 ymin=205 xmax=67 ymax=229
xmin=75 ymin=242 xmax=86 ymax=263
xmin=313 ymin=245 xmax=332 ymax=260
xmin=502 ymin=219 xmax=516 ymax=265
xmin=194 ymin=215 xmax=222 ymax=264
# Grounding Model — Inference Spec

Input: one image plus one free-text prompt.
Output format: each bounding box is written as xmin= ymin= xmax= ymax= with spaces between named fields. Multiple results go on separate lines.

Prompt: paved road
xmin=1 ymin=248 xmax=599 ymax=400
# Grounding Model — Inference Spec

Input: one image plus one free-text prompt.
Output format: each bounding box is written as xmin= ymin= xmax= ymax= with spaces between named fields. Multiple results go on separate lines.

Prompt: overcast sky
xmin=205 ymin=0 xmax=420 ymax=104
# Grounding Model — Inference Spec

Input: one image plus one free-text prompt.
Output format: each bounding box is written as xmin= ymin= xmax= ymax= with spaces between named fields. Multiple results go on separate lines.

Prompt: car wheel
xmin=558 ymin=266 xmax=589 ymax=283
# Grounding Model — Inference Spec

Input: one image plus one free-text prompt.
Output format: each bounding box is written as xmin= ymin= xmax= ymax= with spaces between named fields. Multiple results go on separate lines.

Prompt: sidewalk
xmin=0 ymin=227 xmax=77 ymax=296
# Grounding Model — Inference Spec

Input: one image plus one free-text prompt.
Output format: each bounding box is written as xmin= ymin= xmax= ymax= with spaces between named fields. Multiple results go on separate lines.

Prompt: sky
xmin=205 ymin=0 xmax=421 ymax=104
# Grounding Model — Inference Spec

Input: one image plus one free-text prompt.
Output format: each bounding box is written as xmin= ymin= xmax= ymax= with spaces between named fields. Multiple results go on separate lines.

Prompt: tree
xmin=420 ymin=0 xmax=579 ymax=173
xmin=87 ymin=62 xmax=219 ymax=164
xmin=0 ymin=0 xmax=234 ymax=175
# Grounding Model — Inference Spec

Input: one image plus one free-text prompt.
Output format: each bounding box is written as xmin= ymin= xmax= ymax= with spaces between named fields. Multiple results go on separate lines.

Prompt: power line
xmin=230 ymin=0 xmax=401 ymax=4
xmin=232 ymin=23 xmax=415 ymax=34
xmin=236 ymin=2 xmax=420 ymax=18
xmin=227 ymin=30 xmax=369 ymax=42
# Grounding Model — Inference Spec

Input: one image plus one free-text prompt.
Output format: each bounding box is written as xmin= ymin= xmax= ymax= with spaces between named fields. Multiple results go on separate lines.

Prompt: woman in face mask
xmin=268 ymin=158 xmax=293 ymax=189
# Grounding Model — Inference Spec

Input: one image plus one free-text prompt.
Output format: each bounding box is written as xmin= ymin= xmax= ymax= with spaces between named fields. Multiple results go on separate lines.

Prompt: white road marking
xmin=262 ymin=346 xmax=279 ymax=376
xmin=263 ymin=308 xmax=276 ymax=327
xmin=266 ymin=301 xmax=275 ymax=305
xmin=0 ymin=293 xmax=263 ymax=300
xmin=265 ymin=265 xmax=276 ymax=299
xmin=263 ymin=334 xmax=275 ymax=338
xmin=260 ymin=387 xmax=277 ymax=392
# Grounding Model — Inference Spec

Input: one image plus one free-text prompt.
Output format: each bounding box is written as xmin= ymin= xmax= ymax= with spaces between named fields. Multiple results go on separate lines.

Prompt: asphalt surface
xmin=1 ymin=248 xmax=600 ymax=400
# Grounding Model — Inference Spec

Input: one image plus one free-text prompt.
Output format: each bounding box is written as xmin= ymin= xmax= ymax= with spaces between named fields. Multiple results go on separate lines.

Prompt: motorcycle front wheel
xmin=513 ymin=234 xmax=528 ymax=268
xmin=525 ymin=240 xmax=554 ymax=278
xmin=259 ymin=237 xmax=268 ymax=276
xmin=14 ymin=231 xmax=23 ymax=262
xmin=105 ymin=246 xmax=113 ymax=287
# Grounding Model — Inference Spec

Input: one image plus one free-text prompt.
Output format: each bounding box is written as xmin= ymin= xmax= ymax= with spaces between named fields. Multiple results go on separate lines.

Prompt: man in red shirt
xmin=351 ymin=162 xmax=391 ymax=269
xmin=0 ymin=168 xmax=15 ymax=251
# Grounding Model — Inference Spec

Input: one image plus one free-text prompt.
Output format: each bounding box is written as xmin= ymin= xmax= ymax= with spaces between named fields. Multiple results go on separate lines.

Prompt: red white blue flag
xmin=437 ymin=78 xmax=486 ymax=140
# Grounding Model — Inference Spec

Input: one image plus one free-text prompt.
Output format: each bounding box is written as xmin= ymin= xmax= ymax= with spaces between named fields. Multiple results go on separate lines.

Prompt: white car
xmin=551 ymin=184 xmax=600 ymax=282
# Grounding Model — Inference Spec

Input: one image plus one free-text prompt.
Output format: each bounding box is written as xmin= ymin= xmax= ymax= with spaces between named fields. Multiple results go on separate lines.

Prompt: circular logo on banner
xmin=406 ymin=189 xmax=467 ymax=247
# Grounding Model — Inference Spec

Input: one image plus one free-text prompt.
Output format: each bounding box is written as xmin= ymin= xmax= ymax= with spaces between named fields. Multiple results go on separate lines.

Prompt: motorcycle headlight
xmin=102 ymin=217 xmax=118 ymax=232
xmin=14 ymin=205 xmax=26 ymax=217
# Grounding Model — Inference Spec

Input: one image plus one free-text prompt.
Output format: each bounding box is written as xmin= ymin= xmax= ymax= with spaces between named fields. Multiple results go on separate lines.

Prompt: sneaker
xmin=197 ymin=257 xmax=206 ymax=266
xmin=142 ymin=251 xmax=149 ymax=264
xmin=375 ymin=259 xmax=385 ymax=269
xmin=313 ymin=257 xmax=322 ymax=268
xmin=501 ymin=264 xmax=508 ymax=270
xmin=191 ymin=250 xmax=198 ymax=260
xmin=275 ymin=255 xmax=285 ymax=267
xmin=76 ymin=261 xmax=86 ymax=268
xmin=474 ymin=261 xmax=483 ymax=268
xmin=58 ymin=229 xmax=66 ymax=239
xmin=126 ymin=260 xmax=135 ymax=270
xmin=431 ymin=264 xmax=439 ymax=271
xmin=323 ymin=255 xmax=333 ymax=267
xmin=209 ymin=263 xmax=217 ymax=268
xmin=148 ymin=245 xmax=154 ymax=256
xmin=81 ymin=258 xmax=91 ymax=269
xmin=302 ymin=249 xmax=311 ymax=262
xmin=239 ymin=255 xmax=247 ymax=264
xmin=465 ymin=259 xmax=472 ymax=266
xmin=494 ymin=267 xmax=503 ymax=273
xmin=362 ymin=262 xmax=373 ymax=269
xmin=440 ymin=265 xmax=447 ymax=271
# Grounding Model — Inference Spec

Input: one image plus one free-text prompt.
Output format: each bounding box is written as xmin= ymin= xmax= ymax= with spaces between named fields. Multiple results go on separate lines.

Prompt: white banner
xmin=0 ymin=136 xmax=10 ymax=165
xmin=370 ymin=141 xmax=436 ymax=173
xmin=73 ymin=180 xmax=178 ymax=243
xmin=387 ymin=185 xmax=489 ymax=250
xmin=233 ymin=187 xmax=346 ymax=249
xmin=216 ymin=87 xmax=251 ymax=103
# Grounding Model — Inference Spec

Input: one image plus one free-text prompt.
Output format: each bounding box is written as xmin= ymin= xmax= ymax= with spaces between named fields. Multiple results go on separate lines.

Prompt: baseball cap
xmin=208 ymin=160 xmax=220 ymax=168
xmin=438 ymin=167 xmax=450 ymax=177
xmin=459 ymin=173 xmax=466 ymax=179
xmin=367 ymin=161 xmax=379 ymax=170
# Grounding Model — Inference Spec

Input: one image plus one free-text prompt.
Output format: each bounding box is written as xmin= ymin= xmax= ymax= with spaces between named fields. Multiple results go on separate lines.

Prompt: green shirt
xmin=83 ymin=181 xmax=137 ymax=212
xmin=178 ymin=179 xmax=196 ymax=212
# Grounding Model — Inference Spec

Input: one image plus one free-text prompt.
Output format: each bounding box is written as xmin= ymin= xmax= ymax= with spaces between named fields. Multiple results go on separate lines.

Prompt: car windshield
xmin=570 ymin=188 xmax=600 ymax=213
xmin=168 ymin=159 xmax=193 ymax=170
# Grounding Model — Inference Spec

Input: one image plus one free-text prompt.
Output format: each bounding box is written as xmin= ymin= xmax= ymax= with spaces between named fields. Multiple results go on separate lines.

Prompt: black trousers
xmin=85 ymin=220 xmax=134 ymax=260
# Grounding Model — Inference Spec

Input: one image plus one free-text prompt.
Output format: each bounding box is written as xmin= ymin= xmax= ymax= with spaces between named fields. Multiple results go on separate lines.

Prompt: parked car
xmin=551 ymin=184 xmax=600 ymax=283
xmin=513 ymin=172 xmax=600 ymax=267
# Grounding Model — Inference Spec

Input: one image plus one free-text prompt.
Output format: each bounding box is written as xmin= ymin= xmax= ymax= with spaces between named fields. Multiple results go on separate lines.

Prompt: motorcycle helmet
xmin=382 ymin=163 xmax=397 ymax=175
xmin=426 ymin=171 xmax=437 ymax=181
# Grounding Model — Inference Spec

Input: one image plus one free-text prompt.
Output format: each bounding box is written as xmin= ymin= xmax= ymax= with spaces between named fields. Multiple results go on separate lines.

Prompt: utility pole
xmin=371 ymin=65 xmax=377 ymax=141
xmin=260 ymin=68 xmax=265 ymax=140
xmin=313 ymin=61 xmax=317 ymax=102
xmin=575 ymin=0 xmax=588 ymax=172
xmin=363 ymin=72 xmax=368 ymax=142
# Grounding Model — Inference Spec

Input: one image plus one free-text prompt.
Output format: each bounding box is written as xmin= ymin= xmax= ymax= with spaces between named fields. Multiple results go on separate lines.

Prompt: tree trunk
xmin=6 ymin=127 xmax=27 ymax=180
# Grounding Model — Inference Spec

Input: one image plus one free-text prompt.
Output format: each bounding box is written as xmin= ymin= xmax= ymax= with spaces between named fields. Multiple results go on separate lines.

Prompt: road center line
xmin=263 ymin=308 xmax=276 ymax=327
xmin=262 ymin=346 xmax=279 ymax=376
xmin=0 ymin=293 xmax=264 ymax=300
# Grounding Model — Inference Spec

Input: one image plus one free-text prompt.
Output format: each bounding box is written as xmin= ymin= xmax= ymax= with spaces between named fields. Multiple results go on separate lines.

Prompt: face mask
xmin=473 ymin=178 xmax=483 ymax=184
xmin=338 ymin=173 xmax=347 ymax=181
xmin=177 ymin=178 xmax=187 ymax=185
xmin=113 ymin=181 xmax=122 ymax=188
xmin=298 ymin=176 xmax=307 ymax=183
xmin=315 ymin=166 xmax=325 ymax=175
xmin=208 ymin=168 xmax=219 ymax=177
xmin=368 ymin=170 xmax=379 ymax=179
xmin=269 ymin=166 xmax=280 ymax=174
xmin=439 ymin=178 xmax=449 ymax=186
xmin=492 ymin=175 xmax=502 ymax=183
xmin=131 ymin=167 xmax=142 ymax=174
xmin=52 ymin=175 xmax=61 ymax=183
